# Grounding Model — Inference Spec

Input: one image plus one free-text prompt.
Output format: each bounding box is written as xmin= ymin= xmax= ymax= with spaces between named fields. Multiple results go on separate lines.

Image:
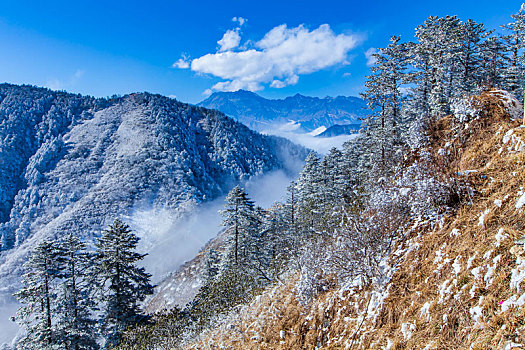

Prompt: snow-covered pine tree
xmin=502 ymin=6 xmax=525 ymax=98
xmin=457 ymin=19 xmax=490 ymax=93
xmin=410 ymin=16 xmax=462 ymax=120
xmin=480 ymin=35 xmax=510 ymax=88
xmin=94 ymin=219 xmax=154 ymax=346
xmin=295 ymin=151 xmax=323 ymax=234
xmin=219 ymin=186 xmax=259 ymax=276
xmin=14 ymin=240 xmax=62 ymax=349
xmin=201 ymin=248 xmax=221 ymax=285
xmin=361 ymin=35 xmax=409 ymax=183
xmin=55 ymin=234 xmax=99 ymax=350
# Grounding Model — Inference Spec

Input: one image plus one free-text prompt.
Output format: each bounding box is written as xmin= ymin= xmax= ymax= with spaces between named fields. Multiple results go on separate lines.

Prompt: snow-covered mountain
xmin=0 ymin=84 xmax=307 ymax=304
xmin=198 ymin=90 xmax=367 ymax=133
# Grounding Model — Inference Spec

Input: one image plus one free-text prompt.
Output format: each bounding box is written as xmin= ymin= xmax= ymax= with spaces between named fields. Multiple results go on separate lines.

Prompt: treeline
xmin=13 ymin=219 xmax=153 ymax=349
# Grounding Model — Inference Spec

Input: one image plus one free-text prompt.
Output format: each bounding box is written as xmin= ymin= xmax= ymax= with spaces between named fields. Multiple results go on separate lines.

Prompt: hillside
xmin=186 ymin=91 xmax=525 ymax=349
xmin=0 ymin=84 xmax=307 ymax=307
xmin=198 ymin=90 xmax=367 ymax=132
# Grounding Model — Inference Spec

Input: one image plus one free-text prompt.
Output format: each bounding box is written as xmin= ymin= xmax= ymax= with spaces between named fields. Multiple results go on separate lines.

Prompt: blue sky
xmin=0 ymin=0 xmax=523 ymax=103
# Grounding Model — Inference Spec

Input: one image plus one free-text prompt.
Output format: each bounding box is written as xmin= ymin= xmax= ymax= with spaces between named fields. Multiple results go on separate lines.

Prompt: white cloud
xmin=172 ymin=54 xmax=190 ymax=69
xmin=217 ymin=28 xmax=241 ymax=52
xmin=365 ymin=47 xmax=378 ymax=67
xmin=232 ymin=16 xmax=246 ymax=26
xmin=178 ymin=24 xmax=359 ymax=93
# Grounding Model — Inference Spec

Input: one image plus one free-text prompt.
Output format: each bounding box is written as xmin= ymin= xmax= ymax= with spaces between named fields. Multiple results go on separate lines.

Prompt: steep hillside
xmin=198 ymin=90 xmax=367 ymax=132
xmin=186 ymin=91 xmax=525 ymax=350
xmin=0 ymin=84 xmax=307 ymax=303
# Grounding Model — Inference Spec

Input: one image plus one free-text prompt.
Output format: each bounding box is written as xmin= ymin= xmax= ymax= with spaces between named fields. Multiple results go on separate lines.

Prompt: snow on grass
xmin=450 ymin=228 xmax=460 ymax=237
xmin=467 ymin=252 xmax=478 ymax=269
xmin=510 ymin=256 xmax=525 ymax=293
xmin=478 ymin=209 xmax=490 ymax=229
xmin=420 ymin=301 xmax=432 ymax=321
xmin=494 ymin=199 xmax=502 ymax=208
xmin=484 ymin=255 xmax=500 ymax=287
xmin=500 ymin=293 xmax=525 ymax=312
xmin=401 ymin=322 xmax=415 ymax=340
xmin=452 ymin=256 xmax=462 ymax=274
xmin=516 ymin=192 xmax=525 ymax=209
xmin=471 ymin=267 xmax=482 ymax=280
xmin=495 ymin=228 xmax=507 ymax=247
xmin=469 ymin=297 xmax=484 ymax=325
xmin=504 ymin=342 xmax=523 ymax=350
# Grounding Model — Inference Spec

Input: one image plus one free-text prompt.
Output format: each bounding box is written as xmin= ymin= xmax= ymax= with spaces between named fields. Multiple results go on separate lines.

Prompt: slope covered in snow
xmin=0 ymin=84 xmax=307 ymax=313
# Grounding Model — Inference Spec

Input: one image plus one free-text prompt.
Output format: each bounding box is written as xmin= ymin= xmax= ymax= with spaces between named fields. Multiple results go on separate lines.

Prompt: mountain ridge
xmin=198 ymin=90 xmax=368 ymax=132
xmin=0 ymin=83 xmax=307 ymax=306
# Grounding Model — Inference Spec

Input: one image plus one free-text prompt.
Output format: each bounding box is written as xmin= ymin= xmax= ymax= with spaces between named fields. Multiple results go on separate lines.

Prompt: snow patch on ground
xmin=478 ymin=209 xmax=490 ymax=228
xmin=495 ymin=228 xmax=507 ymax=247
xmin=401 ymin=322 xmax=415 ymax=340
xmin=516 ymin=192 xmax=525 ymax=209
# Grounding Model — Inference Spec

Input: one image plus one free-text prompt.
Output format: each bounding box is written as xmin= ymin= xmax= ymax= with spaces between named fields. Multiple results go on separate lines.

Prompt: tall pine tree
xmin=94 ymin=219 xmax=154 ymax=346
xmin=14 ymin=240 xmax=62 ymax=349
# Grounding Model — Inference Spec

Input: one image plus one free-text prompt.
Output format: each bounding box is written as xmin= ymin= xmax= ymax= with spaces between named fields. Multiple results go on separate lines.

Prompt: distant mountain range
xmin=198 ymin=90 xmax=368 ymax=133
xmin=0 ymin=84 xmax=307 ymax=307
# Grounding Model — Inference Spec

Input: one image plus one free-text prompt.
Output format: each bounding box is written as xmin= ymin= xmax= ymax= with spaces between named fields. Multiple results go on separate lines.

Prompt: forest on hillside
xmin=12 ymin=5 xmax=525 ymax=349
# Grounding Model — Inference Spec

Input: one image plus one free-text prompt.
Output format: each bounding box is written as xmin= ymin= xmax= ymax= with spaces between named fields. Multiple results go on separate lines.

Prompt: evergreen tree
xmin=94 ymin=219 xmax=154 ymax=346
xmin=480 ymin=35 xmax=509 ymax=88
xmin=502 ymin=7 xmax=525 ymax=98
xmin=361 ymin=35 xmax=409 ymax=182
xmin=295 ymin=152 xmax=323 ymax=234
xmin=14 ymin=240 xmax=62 ymax=349
xmin=457 ymin=19 xmax=490 ymax=93
xmin=55 ymin=234 xmax=99 ymax=350
xmin=220 ymin=186 xmax=260 ymax=276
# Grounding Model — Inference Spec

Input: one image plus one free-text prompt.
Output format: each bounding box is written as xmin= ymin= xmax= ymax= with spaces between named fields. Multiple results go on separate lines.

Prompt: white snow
xmin=471 ymin=267 xmax=482 ymax=280
xmin=450 ymin=228 xmax=460 ymax=237
xmin=452 ymin=256 xmax=462 ymax=274
xmin=494 ymin=199 xmax=502 ymax=208
xmin=478 ymin=209 xmax=490 ymax=228
xmin=495 ymin=228 xmax=507 ymax=247
xmin=401 ymin=322 xmax=415 ymax=340
xmin=510 ymin=256 xmax=525 ymax=293
xmin=516 ymin=192 xmax=525 ymax=209
xmin=469 ymin=305 xmax=483 ymax=325
xmin=420 ymin=301 xmax=432 ymax=321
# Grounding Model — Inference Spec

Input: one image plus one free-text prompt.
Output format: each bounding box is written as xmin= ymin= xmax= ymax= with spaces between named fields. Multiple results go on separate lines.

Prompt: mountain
xmin=198 ymin=90 xmax=367 ymax=132
xmin=0 ymin=84 xmax=307 ymax=306
xmin=316 ymin=123 xmax=360 ymax=137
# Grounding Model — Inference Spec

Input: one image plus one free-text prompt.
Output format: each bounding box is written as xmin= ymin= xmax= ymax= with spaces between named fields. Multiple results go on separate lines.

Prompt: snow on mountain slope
xmin=0 ymin=84 xmax=307 ymax=308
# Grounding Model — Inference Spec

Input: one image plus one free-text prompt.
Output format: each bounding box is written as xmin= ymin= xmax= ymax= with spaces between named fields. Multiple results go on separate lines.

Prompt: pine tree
xmin=14 ymin=240 xmax=62 ymax=349
xmin=502 ymin=7 xmax=525 ymax=98
xmin=480 ymin=35 xmax=509 ymax=88
xmin=94 ymin=219 xmax=154 ymax=346
xmin=55 ymin=234 xmax=99 ymax=350
xmin=361 ymin=35 xmax=409 ymax=183
xmin=295 ymin=152 xmax=323 ymax=234
xmin=220 ymin=186 xmax=260 ymax=276
xmin=457 ymin=19 xmax=490 ymax=93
